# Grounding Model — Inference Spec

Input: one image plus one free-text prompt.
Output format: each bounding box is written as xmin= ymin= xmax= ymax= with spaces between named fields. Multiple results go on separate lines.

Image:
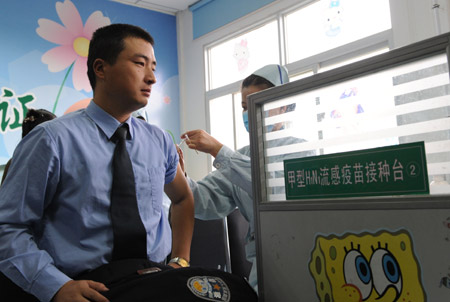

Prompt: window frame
xmin=203 ymin=0 xmax=394 ymax=172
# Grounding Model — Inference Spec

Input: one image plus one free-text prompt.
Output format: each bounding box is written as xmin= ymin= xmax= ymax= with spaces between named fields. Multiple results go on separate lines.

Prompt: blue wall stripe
xmin=190 ymin=0 xmax=276 ymax=39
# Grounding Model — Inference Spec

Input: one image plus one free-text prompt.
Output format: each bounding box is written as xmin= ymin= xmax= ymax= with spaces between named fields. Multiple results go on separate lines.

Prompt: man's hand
xmin=52 ymin=280 xmax=109 ymax=302
xmin=181 ymin=130 xmax=223 ymax=158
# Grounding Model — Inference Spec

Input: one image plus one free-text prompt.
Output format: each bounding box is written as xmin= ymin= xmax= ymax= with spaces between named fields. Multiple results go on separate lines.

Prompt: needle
xmin=178 ymin=137 xmax=187 ymax=147
xmin=179 ymin=134 xmax=198 ymax=154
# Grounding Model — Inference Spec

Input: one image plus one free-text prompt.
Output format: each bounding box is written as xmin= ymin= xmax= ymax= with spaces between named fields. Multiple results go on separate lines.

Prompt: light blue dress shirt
xmin=0 ymin=101 xmax=178 ymax=302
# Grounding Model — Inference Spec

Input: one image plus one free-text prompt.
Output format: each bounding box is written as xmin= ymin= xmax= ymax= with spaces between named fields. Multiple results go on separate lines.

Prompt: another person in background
xmin=0 ymin=23 xmax=194 ymax=302
xmin=178 ymin=64 xmax=314 ymax=292
xmin=1 ymin=108 xmax=57 ymax=184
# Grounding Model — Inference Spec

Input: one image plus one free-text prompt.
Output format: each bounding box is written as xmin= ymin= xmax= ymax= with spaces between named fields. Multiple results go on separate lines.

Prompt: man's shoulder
xmin=138 ymin=120 xmax=162 ymax=133
xmin=134 ymin=119 xmax=171 ymax=142
xmin=37 ymin=110 xmax=91 ymax=138
xmin=45 ymin=109 xmax=85 ymax=124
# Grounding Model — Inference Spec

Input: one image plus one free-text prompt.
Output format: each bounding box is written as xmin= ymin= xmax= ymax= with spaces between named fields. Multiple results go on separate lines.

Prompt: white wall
xmin=176 ymin=0 xmax=450 ymax=181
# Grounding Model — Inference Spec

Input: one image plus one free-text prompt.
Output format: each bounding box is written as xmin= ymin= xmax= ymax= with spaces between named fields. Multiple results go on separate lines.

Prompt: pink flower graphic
xmin=36 ymin=0 xmax=110 ymax=112
xmin=163 ymin=96 xmax=171 ymax=104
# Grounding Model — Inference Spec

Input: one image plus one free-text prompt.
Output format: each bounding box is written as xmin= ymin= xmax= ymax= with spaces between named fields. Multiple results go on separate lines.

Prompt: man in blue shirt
xmin=0 ymin=24 xmax=194 ymax=302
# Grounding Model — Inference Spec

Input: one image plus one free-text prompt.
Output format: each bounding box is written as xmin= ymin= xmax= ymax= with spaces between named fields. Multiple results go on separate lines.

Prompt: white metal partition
xmin=248 ymin=33 xmax=450 ymax=301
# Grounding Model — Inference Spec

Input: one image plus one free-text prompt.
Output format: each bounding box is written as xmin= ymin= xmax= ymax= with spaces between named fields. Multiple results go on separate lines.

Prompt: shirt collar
xmin=85 ymin=100 xmax=134 ymax=140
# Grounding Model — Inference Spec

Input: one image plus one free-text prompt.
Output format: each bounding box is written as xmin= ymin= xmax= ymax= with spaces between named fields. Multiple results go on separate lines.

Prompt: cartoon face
xmin=233 ymin=39 xmax=249 ymax=60
xmin=324 ymin=0 xmax=343 ymax=37
xmin=309 ymin=230 xmax=425 ymax=302
xmin=233 ymin=39 xmax=250 ymax=72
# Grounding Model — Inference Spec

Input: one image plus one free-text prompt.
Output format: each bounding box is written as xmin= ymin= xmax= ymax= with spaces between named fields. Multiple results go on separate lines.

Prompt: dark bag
xmin=77 ymin=259 xmax=258 ymax=302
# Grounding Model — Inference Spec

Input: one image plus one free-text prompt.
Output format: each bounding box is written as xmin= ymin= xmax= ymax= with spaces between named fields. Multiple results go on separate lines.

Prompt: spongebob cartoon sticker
xmin=309 ymin=229 xmax=426 ymax=301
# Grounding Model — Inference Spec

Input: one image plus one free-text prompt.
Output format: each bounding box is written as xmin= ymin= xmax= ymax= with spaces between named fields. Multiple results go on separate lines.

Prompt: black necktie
xmin=110 ymin=124 xmax=147 ymax=260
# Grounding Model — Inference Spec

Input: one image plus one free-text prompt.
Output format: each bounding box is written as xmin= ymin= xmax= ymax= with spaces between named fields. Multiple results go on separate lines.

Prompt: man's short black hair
xmin=87 ymin=23 xmax=154 ymax=91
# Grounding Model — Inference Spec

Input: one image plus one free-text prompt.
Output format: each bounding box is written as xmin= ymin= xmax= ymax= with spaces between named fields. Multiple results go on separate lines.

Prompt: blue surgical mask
xmin=242 ymin=111 xmax=249 ymax=132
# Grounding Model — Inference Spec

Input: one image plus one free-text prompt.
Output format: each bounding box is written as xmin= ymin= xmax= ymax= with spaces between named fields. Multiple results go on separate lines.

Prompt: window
xmin=208 ymin=21 xmax=280 ymax=90
xmin=204 ymin=0 xmax=393 ymax=171
xmin=233 ymin=91 xmax=250 ymax=150
xmin=285 ymin=0 xmax=391 ymax=63
xmin=258 ymin=53 xmax=450 ymax=201
xmin=209 ymin=92 xmax=249 ymax=167
xmin=209 ymin=94 xmax=235 ymax=150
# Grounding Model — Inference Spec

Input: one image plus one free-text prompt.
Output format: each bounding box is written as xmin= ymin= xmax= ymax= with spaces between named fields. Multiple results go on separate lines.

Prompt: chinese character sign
xmin=0 ymin=88 xmax=34 ymax=133
xmin=284 ymin=142 xmax=429 ymax=199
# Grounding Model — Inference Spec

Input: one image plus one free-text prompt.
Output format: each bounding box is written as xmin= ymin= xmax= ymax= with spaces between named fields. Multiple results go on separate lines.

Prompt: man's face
xmin=103 ymin=37 xmax=157 ymax=112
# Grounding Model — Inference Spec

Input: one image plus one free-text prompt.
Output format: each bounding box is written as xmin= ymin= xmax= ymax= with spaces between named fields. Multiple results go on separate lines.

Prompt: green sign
xmin=284 ymin=142 xmax=429 ymax=200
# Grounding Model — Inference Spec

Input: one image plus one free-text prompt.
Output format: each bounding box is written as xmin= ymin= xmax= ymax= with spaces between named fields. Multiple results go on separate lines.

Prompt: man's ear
xmin=93 ymin=58 xmax=106 ymax=80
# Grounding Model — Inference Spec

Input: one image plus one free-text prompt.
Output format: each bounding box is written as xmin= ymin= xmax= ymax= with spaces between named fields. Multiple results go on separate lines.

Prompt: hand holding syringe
xmin=180 ymin=130 xmax=223 ymax=158
xmin=178 ymin=134 xmax=198 ymax=154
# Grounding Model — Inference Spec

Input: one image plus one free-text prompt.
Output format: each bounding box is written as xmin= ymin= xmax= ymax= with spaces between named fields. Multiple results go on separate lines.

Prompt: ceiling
xmin=111 ymin=0 xmax=200 ymax=15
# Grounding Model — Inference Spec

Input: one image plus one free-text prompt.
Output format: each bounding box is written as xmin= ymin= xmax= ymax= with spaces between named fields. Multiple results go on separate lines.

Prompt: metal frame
xmin=247 ymin=32 xmax=450 ymax=300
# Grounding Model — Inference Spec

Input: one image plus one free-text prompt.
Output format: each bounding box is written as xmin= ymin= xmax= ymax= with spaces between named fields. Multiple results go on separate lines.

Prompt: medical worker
xmin=179 ymin=64 xmax=314 ymax=292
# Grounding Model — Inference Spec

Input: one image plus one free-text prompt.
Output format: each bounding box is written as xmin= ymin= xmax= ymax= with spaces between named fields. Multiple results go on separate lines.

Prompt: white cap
xmin=252 ymin=64 xmax=289 ymax=87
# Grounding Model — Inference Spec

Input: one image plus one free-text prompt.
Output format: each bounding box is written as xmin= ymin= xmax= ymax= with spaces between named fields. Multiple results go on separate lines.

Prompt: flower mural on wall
xmin=36 ymin=0 xmax=110 ymax=112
